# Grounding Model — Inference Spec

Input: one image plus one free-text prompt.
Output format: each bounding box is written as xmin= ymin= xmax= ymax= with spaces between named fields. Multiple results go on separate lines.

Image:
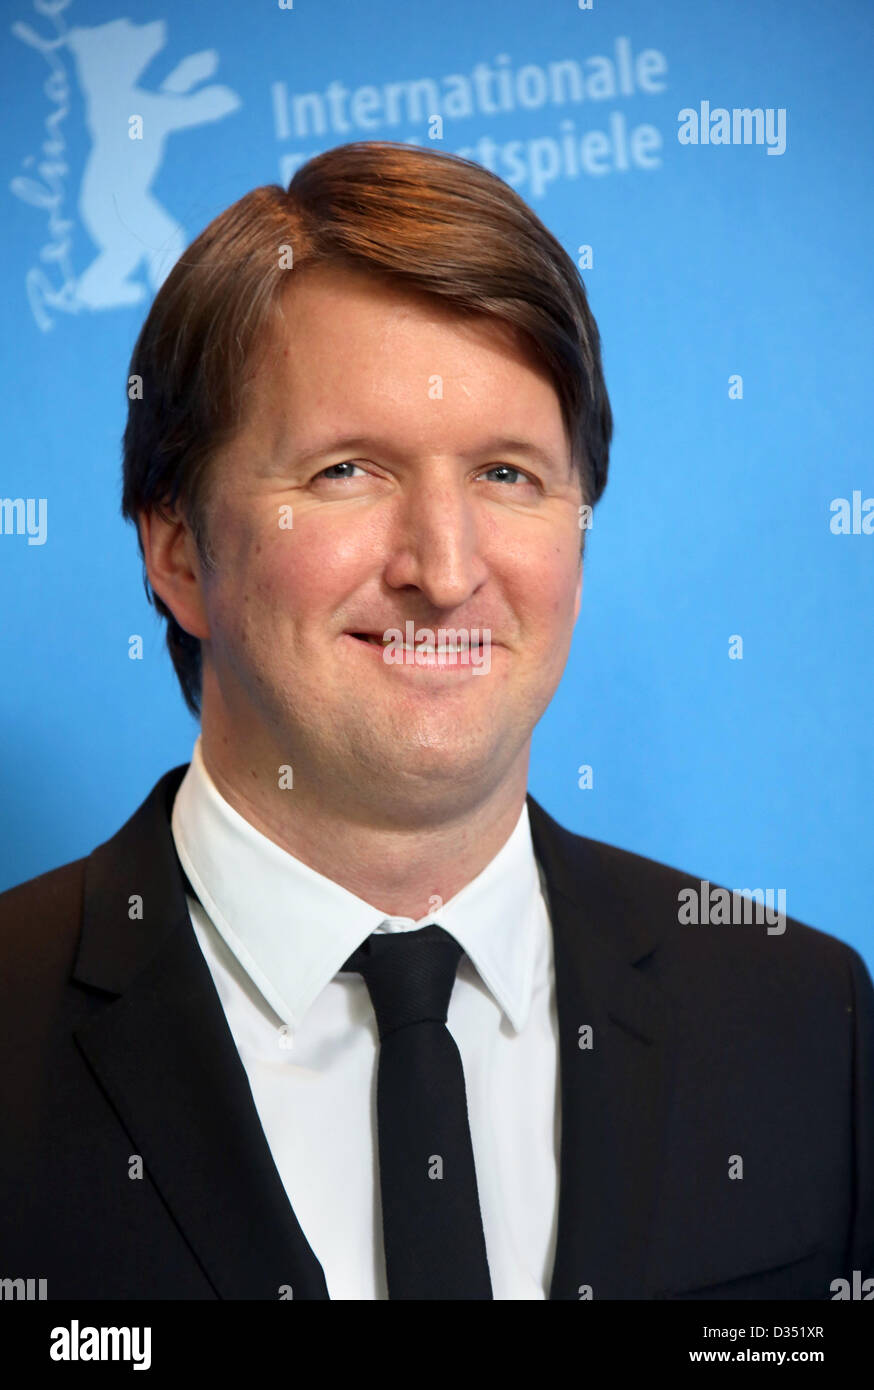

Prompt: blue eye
xmin=317 ymin=462 xmax=365 ymax=479
xmin=481 ymin=465 xmax=528 ymax=484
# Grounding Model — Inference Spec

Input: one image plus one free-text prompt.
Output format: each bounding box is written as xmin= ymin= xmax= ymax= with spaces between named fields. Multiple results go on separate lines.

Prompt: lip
xmin=342 ymin=631 xmax=494 ymax=674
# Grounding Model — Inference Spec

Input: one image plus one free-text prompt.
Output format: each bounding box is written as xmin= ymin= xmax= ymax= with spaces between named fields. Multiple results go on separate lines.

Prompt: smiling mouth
xmin=348 ymin=633 xmax=486 ymax=652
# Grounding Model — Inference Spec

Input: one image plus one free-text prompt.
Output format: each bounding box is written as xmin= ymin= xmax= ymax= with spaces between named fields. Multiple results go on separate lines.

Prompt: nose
xmin=381 ymin=464 xmax=488 ymax=610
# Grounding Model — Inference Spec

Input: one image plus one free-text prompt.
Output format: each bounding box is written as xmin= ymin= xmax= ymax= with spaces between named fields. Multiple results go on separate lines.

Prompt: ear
xmin=138 ymin=504 xmax=211 ymax=641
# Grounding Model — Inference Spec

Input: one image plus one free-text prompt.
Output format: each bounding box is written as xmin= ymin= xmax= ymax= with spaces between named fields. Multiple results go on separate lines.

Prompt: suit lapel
xmin=68 ymin=766 xmax=674 ymax=1300
xmin=72 ymin=765 xmax=329 ymax=1300
xmin=527 ymin=796 xmax=677 ymax=1300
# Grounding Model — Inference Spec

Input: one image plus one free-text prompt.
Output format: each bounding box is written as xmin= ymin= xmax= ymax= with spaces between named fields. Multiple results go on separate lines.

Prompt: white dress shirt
xmin=171 ymin=736 xmax=560 ymax=1299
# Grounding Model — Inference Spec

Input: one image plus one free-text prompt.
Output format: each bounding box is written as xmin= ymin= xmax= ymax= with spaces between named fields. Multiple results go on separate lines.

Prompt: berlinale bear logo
xmin=11 ymin=6 xmax=241 ymax=329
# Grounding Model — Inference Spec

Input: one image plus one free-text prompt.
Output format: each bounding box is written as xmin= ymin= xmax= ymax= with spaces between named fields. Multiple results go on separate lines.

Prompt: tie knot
xmin=342 ymin=923 xmax=464 ymax=1040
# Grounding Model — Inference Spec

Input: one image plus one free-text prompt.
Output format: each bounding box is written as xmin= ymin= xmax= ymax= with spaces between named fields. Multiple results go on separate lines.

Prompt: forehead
xmin=269 ymin=261 xmax=515 ymax=337
xmin=245 ymin=264 xmax=569 ymax=444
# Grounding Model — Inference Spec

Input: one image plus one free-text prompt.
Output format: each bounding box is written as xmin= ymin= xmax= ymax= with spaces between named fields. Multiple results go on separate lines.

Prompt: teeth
xmin=355 ymin=633 xmax=484 ymax=656
xmin=362 ymin=635 xmax=476 ymax=652
xmin=386 ymin=643 xmax=474 ymax=654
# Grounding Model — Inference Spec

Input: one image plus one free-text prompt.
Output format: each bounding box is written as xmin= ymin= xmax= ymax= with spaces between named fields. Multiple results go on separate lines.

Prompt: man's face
xmin=191 ymin=264 xmax=584 ymax=819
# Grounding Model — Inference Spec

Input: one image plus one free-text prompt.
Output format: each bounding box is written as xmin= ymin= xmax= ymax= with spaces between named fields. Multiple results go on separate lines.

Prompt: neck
xmin=197 ymin=724 xmax=530 ymax=920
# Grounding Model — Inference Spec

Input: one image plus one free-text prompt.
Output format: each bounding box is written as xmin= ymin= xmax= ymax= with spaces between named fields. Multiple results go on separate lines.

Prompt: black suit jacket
xmin=1 ymin=764 xmax=872 ymax=1300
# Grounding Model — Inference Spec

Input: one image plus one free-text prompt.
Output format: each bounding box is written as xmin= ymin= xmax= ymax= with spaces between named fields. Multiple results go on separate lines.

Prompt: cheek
xmin=200 ymin=520 xmax=285 ymax=651
xmin=250 ymin=539 xmax=312 ymax=610
xmin=519 ymin=548 xmax=581 ymax=626
xmin=218 ymin=516 xmax=367 ymax=638
xmin=258 ymin=520 xmax=367 ymax=611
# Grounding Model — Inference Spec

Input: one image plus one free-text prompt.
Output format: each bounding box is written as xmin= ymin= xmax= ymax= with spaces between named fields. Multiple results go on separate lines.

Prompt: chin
xmin=374 ymin=738 xmax=509 ymax=795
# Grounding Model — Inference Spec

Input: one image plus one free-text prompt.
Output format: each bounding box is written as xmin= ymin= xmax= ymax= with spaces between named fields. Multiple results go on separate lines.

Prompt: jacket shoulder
xmin=0 ymin=855 xmax=87 ymax=918
xmin=0 ymin=857 xmax=87 ymax=984
xmin=528 ymin=795 xmax=863 ymax=990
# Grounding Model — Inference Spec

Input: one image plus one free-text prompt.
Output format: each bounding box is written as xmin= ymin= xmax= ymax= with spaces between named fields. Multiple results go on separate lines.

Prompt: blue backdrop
xmin=2 ymin=0 xmax=871 ymax=974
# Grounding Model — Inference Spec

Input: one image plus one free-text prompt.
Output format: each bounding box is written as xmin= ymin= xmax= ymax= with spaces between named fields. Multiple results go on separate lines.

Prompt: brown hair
xmin=121 ymin=140 xmax=612 ymax=716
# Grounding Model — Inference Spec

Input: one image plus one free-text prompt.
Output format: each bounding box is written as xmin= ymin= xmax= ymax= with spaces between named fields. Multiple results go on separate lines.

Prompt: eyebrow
xmin=291 ymin=434 xmax=567 ymax=474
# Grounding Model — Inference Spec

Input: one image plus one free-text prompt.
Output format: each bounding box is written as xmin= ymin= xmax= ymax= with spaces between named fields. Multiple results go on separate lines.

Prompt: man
xmin=1 ymin=142 xmax=872 ymax=1301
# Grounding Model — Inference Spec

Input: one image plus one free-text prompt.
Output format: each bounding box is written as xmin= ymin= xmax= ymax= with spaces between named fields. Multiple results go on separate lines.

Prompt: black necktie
xmin=341 ymin=923 xmax=493 ymax=1299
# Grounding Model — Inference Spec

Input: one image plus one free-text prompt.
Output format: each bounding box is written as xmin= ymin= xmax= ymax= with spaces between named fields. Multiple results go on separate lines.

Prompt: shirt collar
xmin=171 ymin=737 xmax=543 ymax=1037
